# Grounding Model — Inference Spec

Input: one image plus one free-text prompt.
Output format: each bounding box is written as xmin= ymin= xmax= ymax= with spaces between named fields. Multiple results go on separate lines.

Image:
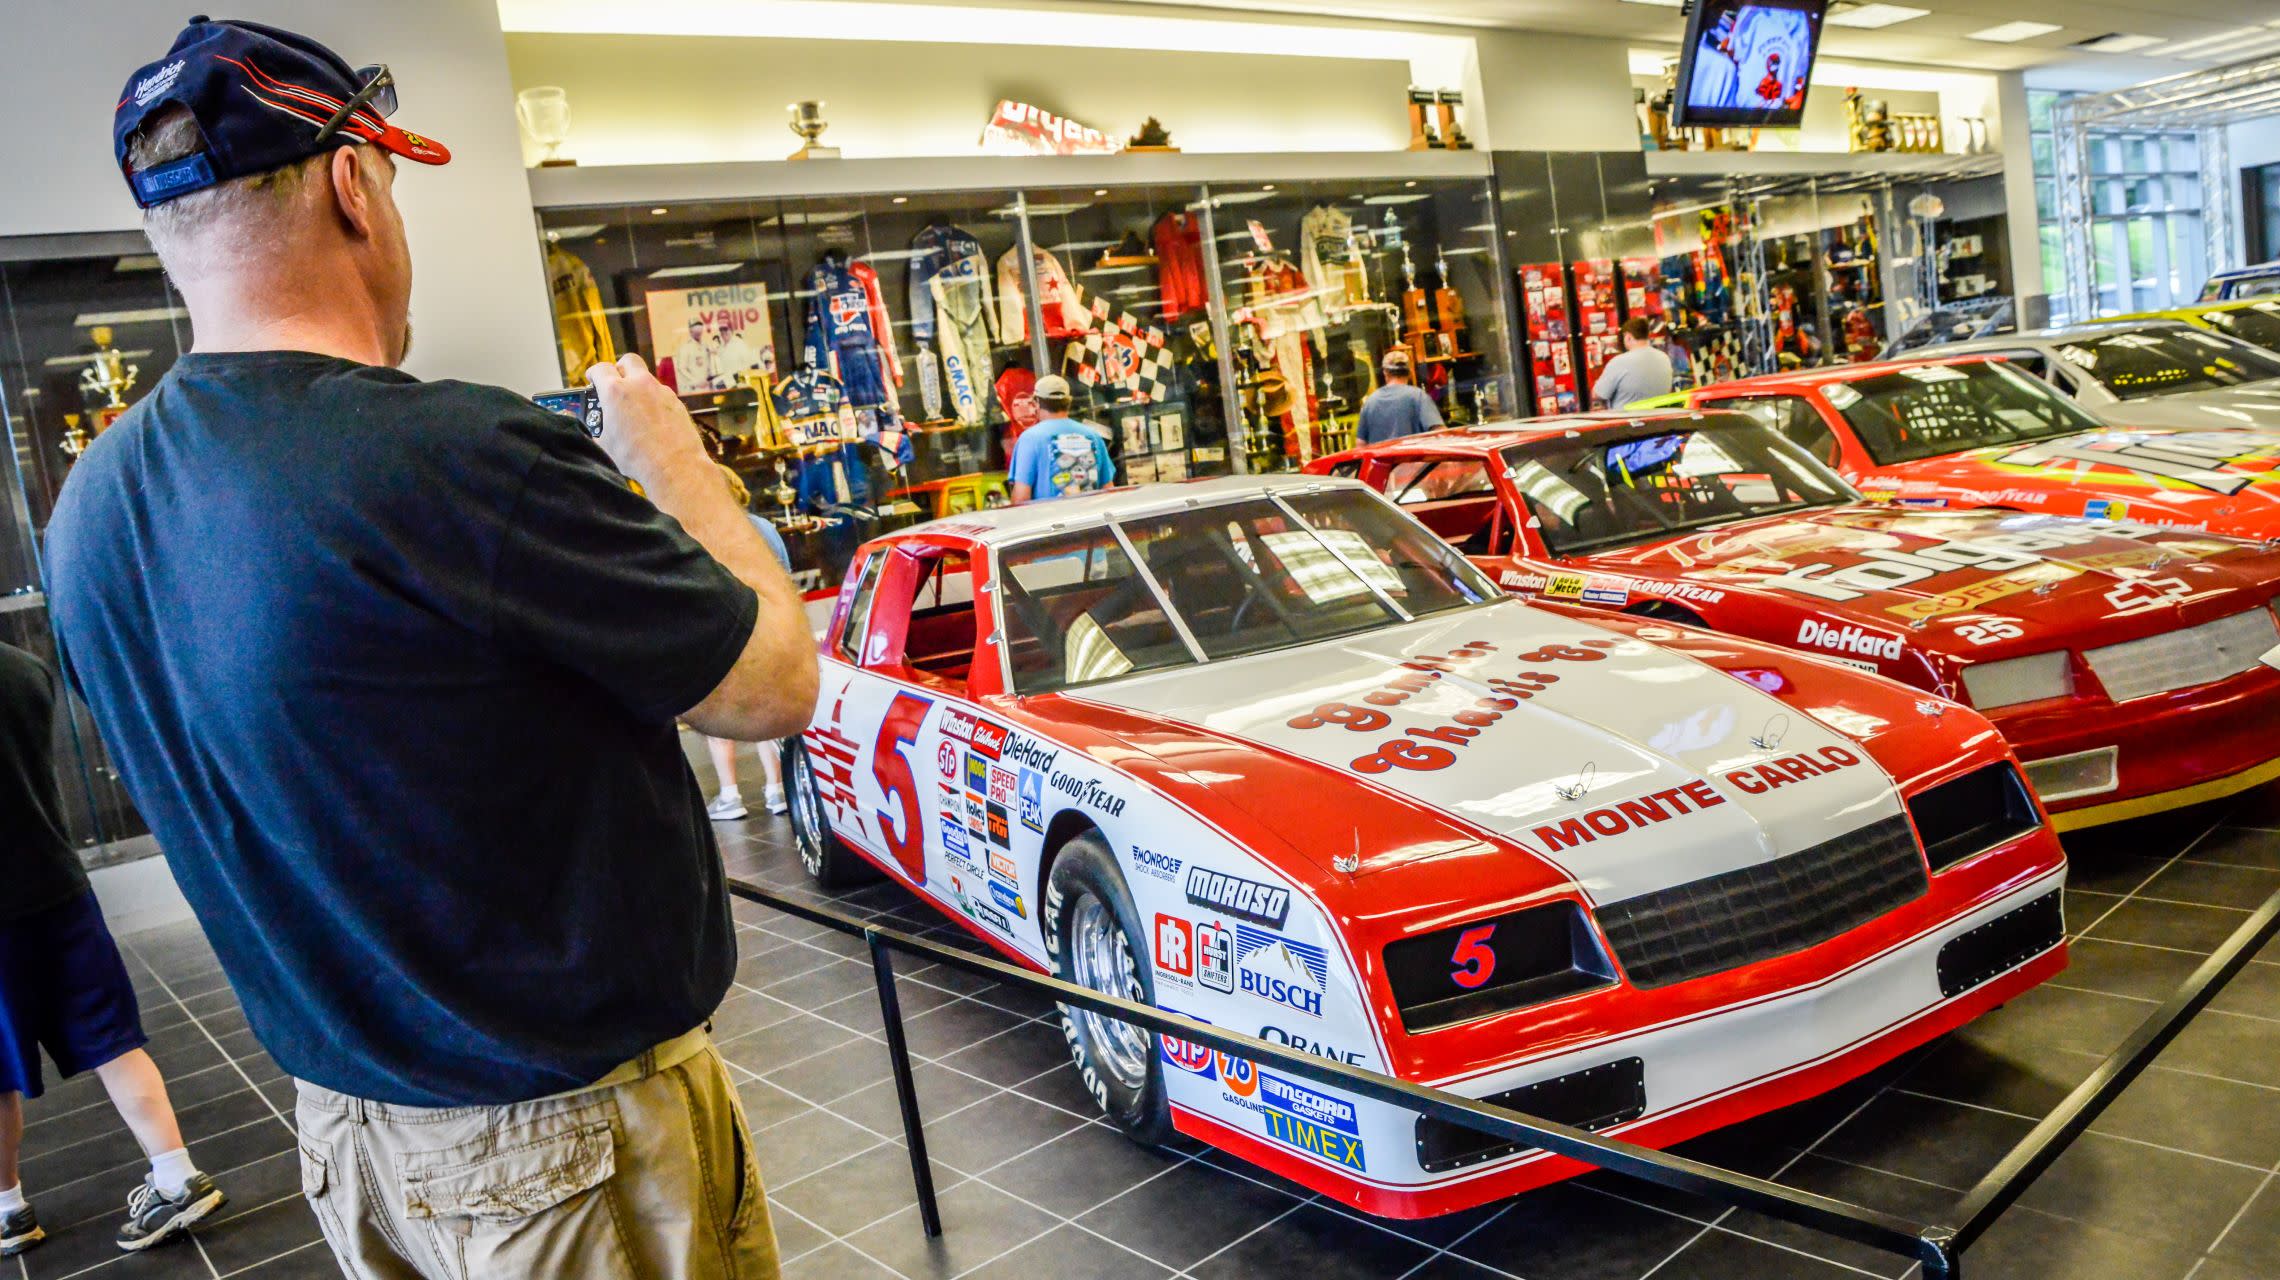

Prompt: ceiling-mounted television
xmin=1669 ymin=0 xmax=1827 ymax=129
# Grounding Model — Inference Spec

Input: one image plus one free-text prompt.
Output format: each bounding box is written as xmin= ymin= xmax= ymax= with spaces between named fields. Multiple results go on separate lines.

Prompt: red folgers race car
xmin=785 ymin=474 xmax=2063 ymax=1216
xmin=1312 ymin=410 xmax=2280 ymax=829
xmin=1679 ymin=355 xmax=2280 ymax=537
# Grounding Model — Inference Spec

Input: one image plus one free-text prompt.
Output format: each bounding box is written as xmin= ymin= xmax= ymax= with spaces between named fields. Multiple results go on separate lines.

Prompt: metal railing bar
xmin=728 ymin=878 xmax=1939 ymax=1264
xmin=1944 ymin=888 xmax=2280 ymax=1256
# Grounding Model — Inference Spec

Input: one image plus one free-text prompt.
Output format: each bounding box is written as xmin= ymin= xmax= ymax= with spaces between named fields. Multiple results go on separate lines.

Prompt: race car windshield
xmin=995 ymin=490 xmax=1497 ymax=695
xmin=1827 ymin=361 xmax=2105 ymax=465
xmin=2051 ymin=327 xmax=2280 ymax=401
xmin=1503 ymin=422 xmax=1855 ymax=556
xmin=2200 ymin=303 xmax=2280 ymax=356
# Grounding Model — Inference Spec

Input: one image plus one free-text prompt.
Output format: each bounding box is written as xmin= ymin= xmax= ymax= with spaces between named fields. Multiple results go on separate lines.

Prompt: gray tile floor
xmin=12 ymin=743 xmax=2280 ymax=1279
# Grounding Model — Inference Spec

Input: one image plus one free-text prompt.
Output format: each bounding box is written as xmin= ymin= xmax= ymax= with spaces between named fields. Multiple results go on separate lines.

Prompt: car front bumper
xmin=1998 ymin=669 xmax=2280 ymax=830
xmin=1170 ymin=865 xmax=2067 ymax=1218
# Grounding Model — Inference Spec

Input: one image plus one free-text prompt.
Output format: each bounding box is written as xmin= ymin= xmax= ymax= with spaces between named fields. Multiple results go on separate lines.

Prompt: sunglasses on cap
xmin=313 ymin=64 xmax=396 ymax=147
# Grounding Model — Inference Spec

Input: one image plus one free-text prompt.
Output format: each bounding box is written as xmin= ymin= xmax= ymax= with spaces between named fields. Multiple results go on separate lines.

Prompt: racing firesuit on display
xmin=997 ymin=246 xmax=1090 ymax=344
xmin=803 ymin=252 xmax=902 ymax=409
xmin=908 ymin=224 xmax=988 ymax=344
xmin=775 ymin=366 xmax=873 ymax=513
xmin=930 ymin=269 xmax=997 ymax=427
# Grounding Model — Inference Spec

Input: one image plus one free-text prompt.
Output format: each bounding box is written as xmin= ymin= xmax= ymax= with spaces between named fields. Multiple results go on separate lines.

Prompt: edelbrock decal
xmin=1797 ymin=619 xmax=1904 ymax=662
xmin=1185 ymin=867 xmax=1292 ymax=928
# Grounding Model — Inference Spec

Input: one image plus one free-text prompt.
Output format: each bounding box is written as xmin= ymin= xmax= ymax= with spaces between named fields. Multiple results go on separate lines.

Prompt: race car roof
xmin=891 ymin=473 xmax=1373 ymax=548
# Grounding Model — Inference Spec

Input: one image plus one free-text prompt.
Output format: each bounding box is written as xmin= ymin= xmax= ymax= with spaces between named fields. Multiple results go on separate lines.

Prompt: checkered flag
xmin=1070 ymin=295 xmax=1175 ymax=403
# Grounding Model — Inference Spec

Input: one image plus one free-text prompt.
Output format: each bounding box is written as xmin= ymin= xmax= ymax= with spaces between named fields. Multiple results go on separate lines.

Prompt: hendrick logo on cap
xmin=133 ymin=59 xmax=186 ymax=107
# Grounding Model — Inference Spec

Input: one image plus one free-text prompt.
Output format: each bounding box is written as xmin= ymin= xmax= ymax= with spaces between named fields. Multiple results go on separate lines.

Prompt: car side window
xmin=854 ymin=547 xmax=979 ymax=691
xmin=835 ymin=551 xmax=885 ymax=663
xmin=1998 ymin=352 xmax=2050 ymax=380
xmin=1713 ymin=396 xmax=1839 ymax=466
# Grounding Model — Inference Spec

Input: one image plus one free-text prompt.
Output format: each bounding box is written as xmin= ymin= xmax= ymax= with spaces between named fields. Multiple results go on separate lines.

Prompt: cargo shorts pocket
xmin=399 ymin=1117 xmax=634 ymax=1280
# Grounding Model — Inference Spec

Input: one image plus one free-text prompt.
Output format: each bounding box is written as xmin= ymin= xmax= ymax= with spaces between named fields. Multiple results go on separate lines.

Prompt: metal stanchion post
xmin=868 ymin=932 xmax=943 ymax=1238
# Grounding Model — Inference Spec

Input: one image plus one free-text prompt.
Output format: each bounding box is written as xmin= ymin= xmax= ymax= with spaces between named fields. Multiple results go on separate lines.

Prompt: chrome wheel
xmin=1066 ymin=893 xmax=1150 ymax=1093
xmin=789 ymin=746 xmax=828 ymax=877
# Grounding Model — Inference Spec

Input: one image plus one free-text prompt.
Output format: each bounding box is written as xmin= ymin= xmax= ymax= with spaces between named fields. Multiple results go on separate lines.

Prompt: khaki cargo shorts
xmin=294 ymin=1027 xmax=780 ymax=1280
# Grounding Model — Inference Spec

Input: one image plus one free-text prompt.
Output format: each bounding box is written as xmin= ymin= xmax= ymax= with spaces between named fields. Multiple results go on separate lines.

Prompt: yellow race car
xmin=2130 ymin=296 xmax=2280 ymax=357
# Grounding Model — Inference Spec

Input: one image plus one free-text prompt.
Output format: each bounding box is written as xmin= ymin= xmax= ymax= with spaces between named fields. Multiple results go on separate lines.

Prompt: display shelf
xmin=1643 ymin=150 xmax=2005 ymax=183
xmin=528 ymin=150 xmax=1495 ymax=210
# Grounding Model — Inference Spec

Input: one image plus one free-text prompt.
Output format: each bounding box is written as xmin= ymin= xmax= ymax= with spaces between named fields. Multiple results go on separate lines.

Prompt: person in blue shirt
xmin=1009 ymin=375 xmax=1116 ymax=502
xmin=1357 ymin=349 xmax=1445 ymax=444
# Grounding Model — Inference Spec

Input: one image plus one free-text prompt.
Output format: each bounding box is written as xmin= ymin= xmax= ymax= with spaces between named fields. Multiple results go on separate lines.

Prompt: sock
xmin=0 ymin=1184 xmax=25 ymax=1214
xmin=716 ymin=786 xmax=742 ymax=803
xmin=149 ymin=1148 xmax=197 ymax=1198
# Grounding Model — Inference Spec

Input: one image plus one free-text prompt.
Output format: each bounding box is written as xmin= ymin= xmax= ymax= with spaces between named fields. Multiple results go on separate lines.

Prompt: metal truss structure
xmin=2053 ymin=52 xmax=2280 ymax=321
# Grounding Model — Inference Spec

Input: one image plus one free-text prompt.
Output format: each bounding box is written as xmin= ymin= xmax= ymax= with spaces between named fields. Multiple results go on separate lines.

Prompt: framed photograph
xmin=1153 ymin=409 xmax=1186 ymax=453
xmin=645 ymin=281 xmax=774 ymax=394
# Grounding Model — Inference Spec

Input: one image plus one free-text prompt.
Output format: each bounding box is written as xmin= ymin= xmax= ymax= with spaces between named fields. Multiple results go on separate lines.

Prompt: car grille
xmin=2083 ymin=609 xmax=2278 ymax=703
xmin=1595 ymin=814 xmax=1928 ymax=989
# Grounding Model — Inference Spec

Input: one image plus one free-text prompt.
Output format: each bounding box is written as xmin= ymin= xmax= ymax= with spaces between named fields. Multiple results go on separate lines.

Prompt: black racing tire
xmin=1045 ymin=834 xmax=1175 ymax=1147
xmin=783 ymin=739 xmax=877 ymax=889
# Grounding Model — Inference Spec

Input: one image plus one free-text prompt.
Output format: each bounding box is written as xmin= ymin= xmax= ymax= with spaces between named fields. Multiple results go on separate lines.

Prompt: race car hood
xmin=1879 ymin=426 xmax=2280 ymax=528
xmin=1587 ymin=505 xmax=2280 ymax=652
xmin=2099 ymin=381 xmax=2280 ymax=431
xmin=1068 ymin=600 xmax=1905 ymax=906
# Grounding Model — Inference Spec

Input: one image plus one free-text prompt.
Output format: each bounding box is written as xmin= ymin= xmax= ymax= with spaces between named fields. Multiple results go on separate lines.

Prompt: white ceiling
xmin=1137 ymin=0 xmax=2280 ymax=85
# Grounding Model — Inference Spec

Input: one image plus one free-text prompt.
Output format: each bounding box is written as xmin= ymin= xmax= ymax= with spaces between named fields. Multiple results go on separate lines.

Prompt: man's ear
xmin=328 ymin=147 xmax=376 ymax=241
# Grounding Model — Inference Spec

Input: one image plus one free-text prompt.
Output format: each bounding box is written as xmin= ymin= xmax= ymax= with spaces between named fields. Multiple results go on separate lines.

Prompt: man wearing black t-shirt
xmin=49 ymin=20 xmax=814 ymax=1278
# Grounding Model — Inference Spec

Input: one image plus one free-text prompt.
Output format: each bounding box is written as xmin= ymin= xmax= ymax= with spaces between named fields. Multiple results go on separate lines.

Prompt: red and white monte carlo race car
xmin=785 ymin=475 xmax=2068 ymax=1217
xmin=1313 ymin=411 xmax=2280 ymax=830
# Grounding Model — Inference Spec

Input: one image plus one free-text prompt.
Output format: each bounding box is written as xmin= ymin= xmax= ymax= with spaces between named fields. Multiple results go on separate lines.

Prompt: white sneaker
xmin=707 ymin=792 xmax=747 ymax=821
xmin=763 ymin=784 xmax=788 ymax=815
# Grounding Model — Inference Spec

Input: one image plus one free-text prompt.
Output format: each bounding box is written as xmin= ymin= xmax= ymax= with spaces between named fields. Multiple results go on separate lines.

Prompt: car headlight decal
xmin=1958 ymin=651 xmax=2074 ymax=709
xmin=1383 ymin=900 xmax=1616 ymax=1033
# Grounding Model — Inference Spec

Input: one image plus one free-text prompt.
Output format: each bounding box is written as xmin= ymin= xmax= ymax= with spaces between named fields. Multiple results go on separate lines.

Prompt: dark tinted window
xmin=2051 ymin=327 xmax=2280 ymax=400
xmin=2200 ymin=303 xmax=2280 ymax=355
xmin=1822 ymin=362 xmax=2102 ymax=465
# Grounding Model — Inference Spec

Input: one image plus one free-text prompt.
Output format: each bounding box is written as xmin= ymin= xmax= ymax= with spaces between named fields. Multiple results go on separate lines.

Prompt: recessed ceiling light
xmin=1967 ymin=21 xmax=2061 ymax=43
xmin=891 ymin=196 xmax=908 ymax=203
xmin=1827 ymin=4 xmax=1929 ymax=30
xmin=2157 ymin=25 xmax=2267 ymax=59
xmin=2073 ymin=33 xmax=2164 ymax=53
xmin=650 ymin=207 xmax=668 ymax=215
xmin=1617 ymin=0 xmax=1682 ymax=7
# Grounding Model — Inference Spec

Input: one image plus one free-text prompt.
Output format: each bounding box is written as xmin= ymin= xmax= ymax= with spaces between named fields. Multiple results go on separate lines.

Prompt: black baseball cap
xmin=114 ymin=16 xmax=449 ymax=209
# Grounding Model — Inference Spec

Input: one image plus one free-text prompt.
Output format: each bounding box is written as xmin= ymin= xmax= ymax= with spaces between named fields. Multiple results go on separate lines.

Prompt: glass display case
xmin=536 ymin=168 xmax=1514 ymax=595
xmin=0 ymin=242 xmax=180 ymax=862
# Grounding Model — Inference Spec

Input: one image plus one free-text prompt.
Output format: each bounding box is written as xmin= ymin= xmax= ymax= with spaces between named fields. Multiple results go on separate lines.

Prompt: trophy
xmin=61 ymin=412 xmax=90 ymax=462
xmin=515 ymin=87 xmax=576 ymax=167
xmin=788 ymin=101 xmax=840 ymax=161
xmin=79 ymin=326 xmax=138 ymax=411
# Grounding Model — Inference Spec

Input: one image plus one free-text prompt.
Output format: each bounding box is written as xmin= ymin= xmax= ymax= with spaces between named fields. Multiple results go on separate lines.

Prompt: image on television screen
xmin=1674 ymin=0 xmax=1824 ymax=128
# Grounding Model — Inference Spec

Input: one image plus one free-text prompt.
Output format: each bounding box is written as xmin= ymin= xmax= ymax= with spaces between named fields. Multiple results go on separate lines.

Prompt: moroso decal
xmin=1531 ymin=780 xmax=1729 ymax=852
xmin=1185 ymin=867 xmax=1292 ymax=928
xmin=1722 ymin=745 xmax=1862 ymax=794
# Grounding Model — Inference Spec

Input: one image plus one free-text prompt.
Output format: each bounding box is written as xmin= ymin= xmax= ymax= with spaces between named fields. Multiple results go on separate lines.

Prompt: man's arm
xmin=1008 ymin=431 xmax=1037 ymax=504
xmin=1590 ymin=361 xmax=1617 ymax=410
xmin=589 ymin=355 xmax=817 ymax=741
xmin=1417 ymin=389 xmax=1445 ymax=432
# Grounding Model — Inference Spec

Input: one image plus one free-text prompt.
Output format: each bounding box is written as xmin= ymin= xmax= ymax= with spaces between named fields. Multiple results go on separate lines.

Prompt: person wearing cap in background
xmin=1008 ymin=374 xmax=1115 ymax=502
xmin=1356 ymin=348 xmax=1445 ymax=445
xmin=48 ymin=18 xmax=813 ymax=1277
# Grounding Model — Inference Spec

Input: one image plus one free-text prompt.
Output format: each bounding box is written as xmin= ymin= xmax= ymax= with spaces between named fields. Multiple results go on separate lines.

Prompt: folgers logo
xmin=1797 ymin=619 xmax=1904 ymax=661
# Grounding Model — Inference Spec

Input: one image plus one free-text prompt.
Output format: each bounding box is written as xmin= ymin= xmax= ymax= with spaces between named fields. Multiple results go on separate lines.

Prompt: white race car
xmin=786 ymin=475 xmax=2067 ymax=1217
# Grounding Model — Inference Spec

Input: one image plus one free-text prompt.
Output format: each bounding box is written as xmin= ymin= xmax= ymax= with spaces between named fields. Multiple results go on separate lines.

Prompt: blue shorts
xmin=0 ymin=890 xmax=148 ymax=1099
